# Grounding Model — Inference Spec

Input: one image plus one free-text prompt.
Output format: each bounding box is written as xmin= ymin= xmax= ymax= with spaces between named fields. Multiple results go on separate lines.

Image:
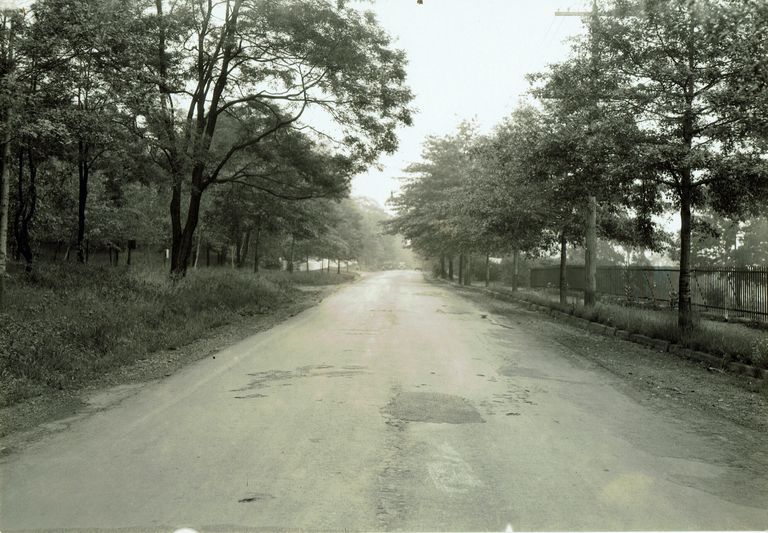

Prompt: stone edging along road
xmin=436 ymin=278 xmax=768 ymax=382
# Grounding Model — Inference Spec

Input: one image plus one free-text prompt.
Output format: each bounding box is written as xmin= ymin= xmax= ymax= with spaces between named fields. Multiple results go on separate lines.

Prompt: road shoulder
xmin=0 ymin=283 xmax=346 ymax=455
xmin=437 ymin=279 xmax=768 ymax=435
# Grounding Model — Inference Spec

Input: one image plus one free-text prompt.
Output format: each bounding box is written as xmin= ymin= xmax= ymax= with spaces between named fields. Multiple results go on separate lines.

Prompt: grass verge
xmin=0 ymin=264 xmax=357 ymax=407
xmin=477 ymin=284 xmax=768 ymax=369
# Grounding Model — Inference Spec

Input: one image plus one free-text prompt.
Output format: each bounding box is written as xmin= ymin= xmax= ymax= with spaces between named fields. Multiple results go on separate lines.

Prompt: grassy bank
xmin=489 ymin=287 xmax=768 ymax=369
xmin=0 ymin=265 xmax=355 ymax=407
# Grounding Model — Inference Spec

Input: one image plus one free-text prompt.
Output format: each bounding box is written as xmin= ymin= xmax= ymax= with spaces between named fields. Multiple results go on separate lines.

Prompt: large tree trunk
xmin=76 ymin=139 xmax=89 ymax=263
xmin=170 ymin=187 xmax=202 ymax=277
xmin=485 ymin=252 xmax=490 ymax=288
xmin=678 ymin=180 xmax=693 ymax=329
xmin=440 ymin=254 xmax=446 ymax=279
xmin=337 ymin=258 xmax=341 ymax=274
xmin=584 ymin=196 xmax=597 ymax=306
xmin=448 ymin=255 xmax=453 ymax=280
xmin=559 ymin=232 xmax=568 ymax=305
xmin=458 ymin=253 xmax=464 ymax=284
xmin=13 ymin=150 xmax=35 ymax=271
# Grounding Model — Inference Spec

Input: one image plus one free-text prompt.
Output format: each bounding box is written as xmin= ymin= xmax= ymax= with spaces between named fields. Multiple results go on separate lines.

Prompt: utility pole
xmin=556 ymin=1 xmax=599 ymax=307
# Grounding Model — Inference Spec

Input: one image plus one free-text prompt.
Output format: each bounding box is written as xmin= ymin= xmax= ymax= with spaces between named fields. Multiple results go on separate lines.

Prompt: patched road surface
xmin=1 ymin=271 xmax=767 ymax=531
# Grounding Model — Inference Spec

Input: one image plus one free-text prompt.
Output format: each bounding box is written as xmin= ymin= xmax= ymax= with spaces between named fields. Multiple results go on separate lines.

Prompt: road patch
xmin=384 ymin=392 xmax=484 ymax=424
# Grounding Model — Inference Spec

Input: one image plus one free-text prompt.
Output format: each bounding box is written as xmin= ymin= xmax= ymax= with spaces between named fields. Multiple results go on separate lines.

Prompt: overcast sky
xmin=350 ymin=0 xmax=590 ymax=209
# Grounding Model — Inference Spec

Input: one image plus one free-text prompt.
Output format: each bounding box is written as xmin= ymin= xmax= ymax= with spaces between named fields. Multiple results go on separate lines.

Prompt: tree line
xmin=387 ymin=0 xmax=768 ymax=329
xmin=0 ymin=0 xmax=415 ymax=301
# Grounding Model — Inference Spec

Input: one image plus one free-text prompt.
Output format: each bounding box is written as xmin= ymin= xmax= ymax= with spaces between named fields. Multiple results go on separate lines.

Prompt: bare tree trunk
xmin=288 ymin=236 xmax=294 ymax=273
xmin=485 ymin=252 xmax=490 ymax=288
xmin=0 ymin=105 xmax=10 ymax=305
xmin=559 ymin=232 xmax=568 ymax=305
xmin=240 ymin=227 xmax=251 ymax=269
xmin=171 ymin=187 xmax=203 ymax=277
xmin=337 ymin=258 xmax=341 ymax=274
xmin=512 ymin=249 xmax=520 ymax=291
xmin=76 ymin=139 xmax=89 ymax=263
xmin=448 ymin=255 xmax=454 ymax=280
xmin=253 ymin=229 xmax=261 ymax=273
xmin=0 ymin=14 xmax=13 ymax=305
xmin=584 ymin=195 xmax=597 ymax=306
xmin=440 ymin=254 xmax=446 ymax=279
xmin=458 ymin=253 xmax=464 ymax=284
xmin=194 ymin=224 xmax=203 ymax=269
xmin=14 ymin=149 xmax=35 ymax=272
xmin=465 ymin=254 xmax=472 ymax=286
xmin=678 ymin=182 xmax=693 ymax=329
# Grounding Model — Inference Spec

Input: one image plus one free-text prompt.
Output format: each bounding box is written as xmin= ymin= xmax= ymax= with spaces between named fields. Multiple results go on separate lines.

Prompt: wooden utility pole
xmin=556 ymin=1 xmax=600 ymax=307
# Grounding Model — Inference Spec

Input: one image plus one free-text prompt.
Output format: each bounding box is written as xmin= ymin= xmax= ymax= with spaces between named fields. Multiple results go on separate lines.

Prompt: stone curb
xmin=629 ymin=333 xmax=670 ymax=353
xmin=433 ymin=278 xmax=767 ymax=382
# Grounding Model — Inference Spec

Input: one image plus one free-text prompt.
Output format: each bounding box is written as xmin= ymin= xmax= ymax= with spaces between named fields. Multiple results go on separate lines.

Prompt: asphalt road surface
xmin=1 ymin=271 xmax=767 ymax=531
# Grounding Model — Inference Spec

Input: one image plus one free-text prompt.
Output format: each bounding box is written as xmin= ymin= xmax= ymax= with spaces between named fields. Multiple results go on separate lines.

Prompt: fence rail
xmin=529 ymin=265 xmax=768 ymax=322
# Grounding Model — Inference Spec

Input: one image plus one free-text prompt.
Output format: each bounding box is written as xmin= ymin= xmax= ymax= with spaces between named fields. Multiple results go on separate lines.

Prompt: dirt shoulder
xmin=443 ymin=282 xmax=768 ymax=435
xmin=0 ymin=283 xmax=343 ymax=453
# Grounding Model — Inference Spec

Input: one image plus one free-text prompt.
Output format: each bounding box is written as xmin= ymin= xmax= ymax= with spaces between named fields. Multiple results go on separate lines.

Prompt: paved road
xmin=1 ymin=271 xmax=767 ymax=531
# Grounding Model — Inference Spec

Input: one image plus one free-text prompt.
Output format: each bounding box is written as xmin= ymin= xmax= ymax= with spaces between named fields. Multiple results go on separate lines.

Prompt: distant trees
xmin=390 ymin=0 xmax=768 ymax=331
xmin=137 ymin=0 xmax=412 ymax=276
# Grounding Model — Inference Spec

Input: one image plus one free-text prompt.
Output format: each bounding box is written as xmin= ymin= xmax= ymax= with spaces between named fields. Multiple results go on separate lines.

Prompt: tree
xmin=585 ymin=0 xmax=768 ymax=327
xmin=531 ymin=23 xmax=667 ymax=306
xmin=28 ymin=0 xmax=149 ymax=263
xmin=386 ymin=122 xmax=478 ymax=278
xmin=138 ymin=0 xmax=413 ymax=276
xmin=0 ymin=7 xmax=21 ymax=302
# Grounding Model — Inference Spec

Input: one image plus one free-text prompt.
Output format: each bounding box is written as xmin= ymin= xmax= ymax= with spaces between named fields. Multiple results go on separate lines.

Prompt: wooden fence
xmin=529 ymin=265 xmax=768 ymax=322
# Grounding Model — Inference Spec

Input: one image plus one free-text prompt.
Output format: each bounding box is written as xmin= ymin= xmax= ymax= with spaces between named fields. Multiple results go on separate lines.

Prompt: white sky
xmin=350 ymin=0 xmax=590 ymax=210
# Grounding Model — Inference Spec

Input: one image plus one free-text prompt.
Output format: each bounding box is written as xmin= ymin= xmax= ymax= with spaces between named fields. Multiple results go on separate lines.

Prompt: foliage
xmin=0 ymin=263 xmax=308 ymax=406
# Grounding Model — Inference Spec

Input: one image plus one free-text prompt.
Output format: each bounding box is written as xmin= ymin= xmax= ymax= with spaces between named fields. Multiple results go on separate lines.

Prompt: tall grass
xmin=0 ymin=264 xmax=333 ymax=406
xmin=498 ymin=288 xmax=768 ymax=368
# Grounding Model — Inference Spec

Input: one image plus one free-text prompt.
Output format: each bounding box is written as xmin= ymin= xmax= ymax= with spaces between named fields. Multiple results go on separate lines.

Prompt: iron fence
xmin=530 ymin=265 xmax=768 ymax=322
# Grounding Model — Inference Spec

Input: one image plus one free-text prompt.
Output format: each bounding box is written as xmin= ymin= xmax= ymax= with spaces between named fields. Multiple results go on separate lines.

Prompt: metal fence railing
xmin=529 ymin=265 xmax=768 ymax=322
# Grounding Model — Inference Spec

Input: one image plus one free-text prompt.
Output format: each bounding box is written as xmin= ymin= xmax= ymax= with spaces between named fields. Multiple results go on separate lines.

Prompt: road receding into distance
xmin=1 ymin=271 xmax=766 ymax=531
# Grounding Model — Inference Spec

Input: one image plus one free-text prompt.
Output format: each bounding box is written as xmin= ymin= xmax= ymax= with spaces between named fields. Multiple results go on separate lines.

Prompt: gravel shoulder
xmin=0 ymin=284 xmax=342 ymax=453
xmin=445 ymin=283 xmax=768 ymax=435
